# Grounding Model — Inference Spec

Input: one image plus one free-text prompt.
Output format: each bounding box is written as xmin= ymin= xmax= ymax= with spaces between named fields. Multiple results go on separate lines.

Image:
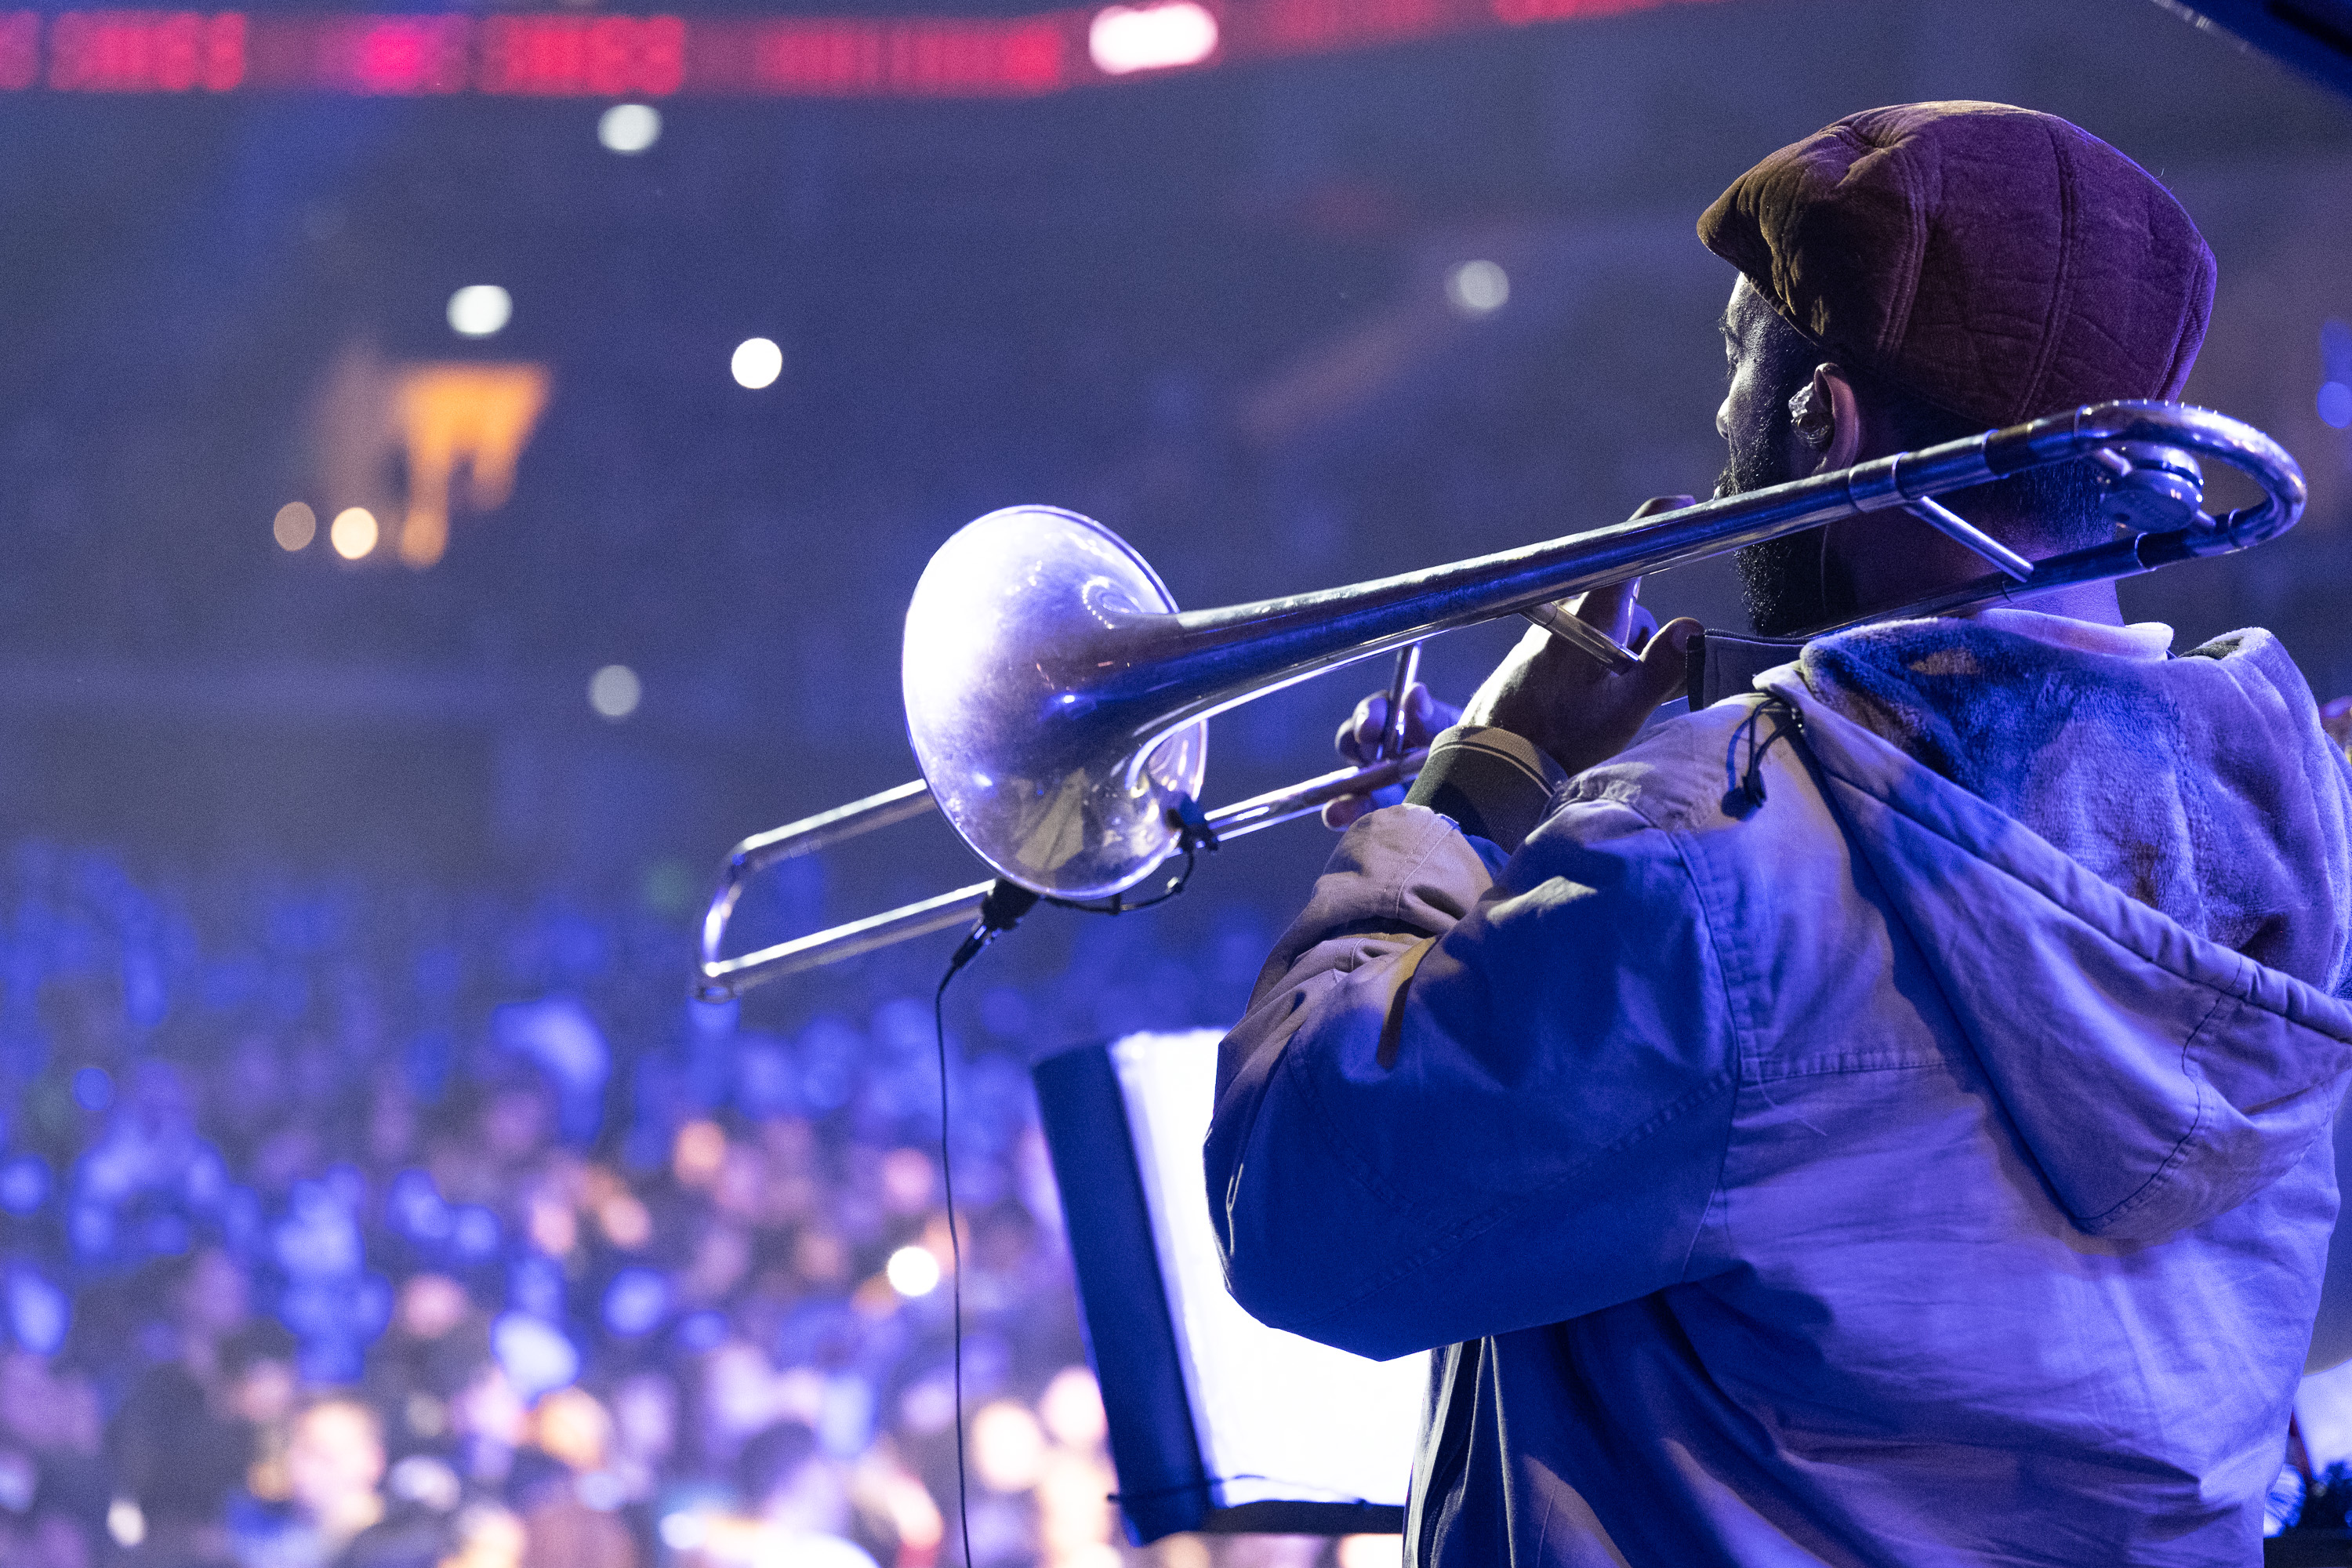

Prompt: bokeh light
xmin=971 ymin=1400 xmax=1048 ymax=1491
xmin=447 ymin=285 xmax=513 ymax=338
xmin=330 ymin=507 xmax=379 ymax=560
xmin=106 ymin=1500 xmax=145 ymax=1549
xmin=273 ymin=501 xmax=317 ymax=550
xmin=1446 ymin=260 xmax=1509 ymax=317
xmin=597 ymin=1191 xmax=652 ymax=1248
xmin=885 ymin=1244 xmax=940 ymax=1298
xmin=1039 ymin=1366 xmax=1108 ymax=1448
xmin=73 ymin=1066 xmax=112 ymax=1111
xmin=672 ymin=1119 xmax=724 ymax=1185
xmin=0 ymin=1157 xmax=49 ymax=1214
xmin=590 ymin=664 xmax=642 ymax=720
xmin=602 ymin=1268 xmax=670 ymax=1336
xmin=5 ymin=1269 xmax=67 ymax=1354
xmin=491 ymin=1312 xmax=579 ymax=1401
xmin=731 ymin=337 xmax=783 ymax=390
xmin=1089 ymin=2 xmax=1218 ymax=74
xmin=2319 ymin=380 xmax=2352 ymax=430
xmin=598 ymin=103 xmax=662 ymax=154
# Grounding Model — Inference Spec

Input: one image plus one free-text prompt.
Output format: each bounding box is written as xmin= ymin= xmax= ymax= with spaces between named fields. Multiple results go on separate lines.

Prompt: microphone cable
xmin=930 ymin=879 xmax=1038 ymax=1568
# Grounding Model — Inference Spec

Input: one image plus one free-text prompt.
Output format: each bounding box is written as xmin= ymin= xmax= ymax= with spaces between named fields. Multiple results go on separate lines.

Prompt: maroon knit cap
xmin=1697 ymin=101 xmax=2215 ymax=429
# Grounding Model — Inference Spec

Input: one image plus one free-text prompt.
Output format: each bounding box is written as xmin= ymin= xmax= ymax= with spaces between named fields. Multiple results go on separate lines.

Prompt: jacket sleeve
xmin=1205 ymin=774 xmax=1740 ymax=1360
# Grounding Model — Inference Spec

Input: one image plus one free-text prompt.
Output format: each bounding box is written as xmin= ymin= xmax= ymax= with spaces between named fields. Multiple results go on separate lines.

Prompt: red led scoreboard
xmin=0 ymin=0 xmax=1719 ymax=98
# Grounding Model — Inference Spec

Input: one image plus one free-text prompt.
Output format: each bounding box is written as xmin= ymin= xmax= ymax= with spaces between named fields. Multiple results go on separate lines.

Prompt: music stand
xmin=1031 ymin=1029 xmax=1427 ymax=1544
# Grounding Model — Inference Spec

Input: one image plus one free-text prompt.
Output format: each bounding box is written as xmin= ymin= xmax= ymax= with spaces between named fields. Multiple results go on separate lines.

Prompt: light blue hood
xmin=1770 ymin=628 xmax=2352 ymax=1240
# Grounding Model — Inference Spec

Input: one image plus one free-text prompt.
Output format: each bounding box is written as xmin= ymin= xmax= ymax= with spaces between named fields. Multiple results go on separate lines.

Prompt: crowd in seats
xmin=0 ymin=842 xmax=1374 ymax=1568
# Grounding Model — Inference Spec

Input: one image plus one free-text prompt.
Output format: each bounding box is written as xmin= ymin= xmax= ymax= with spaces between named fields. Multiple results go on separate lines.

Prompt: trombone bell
xmin=902 ymin=506 xmax=1209 ymax=902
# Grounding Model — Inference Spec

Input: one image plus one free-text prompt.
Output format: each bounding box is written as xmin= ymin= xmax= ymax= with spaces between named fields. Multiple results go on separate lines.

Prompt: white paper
xmin=1109 ymin=1029 xmax=1425 ymax=1509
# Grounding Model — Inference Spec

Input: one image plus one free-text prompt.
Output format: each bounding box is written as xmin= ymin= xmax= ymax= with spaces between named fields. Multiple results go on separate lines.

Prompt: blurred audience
xmin=0 ymin=843 xmax=1313 ymax=1568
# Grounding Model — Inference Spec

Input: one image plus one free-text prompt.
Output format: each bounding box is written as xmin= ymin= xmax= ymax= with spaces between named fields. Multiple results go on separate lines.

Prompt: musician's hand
xmin=1459 ymin=497 xmax=1701 ymax=779
xmin=1321 ymin=683 xmax=1463 ymax=829
xmin=2325 ymin=695 xmax=2351 ymax=757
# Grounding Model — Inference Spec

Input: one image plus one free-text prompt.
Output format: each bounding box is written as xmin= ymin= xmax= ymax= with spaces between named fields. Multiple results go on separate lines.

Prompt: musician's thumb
xmin=1639 ymin=617 xmax=1701 ymax=703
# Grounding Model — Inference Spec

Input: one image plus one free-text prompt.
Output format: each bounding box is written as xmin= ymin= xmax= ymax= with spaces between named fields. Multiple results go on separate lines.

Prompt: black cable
xmin=932 ymin=964 xmax=975 ymax=1568
xmin=920 ymin=833 xmax=1209 ymax=1566
xmin=1042 ymin=843 xmax=1203 ymax=920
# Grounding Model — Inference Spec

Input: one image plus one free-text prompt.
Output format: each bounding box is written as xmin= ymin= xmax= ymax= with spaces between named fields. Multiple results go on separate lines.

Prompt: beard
xmin=1720 ymin=395 xmax=1850 ymax=638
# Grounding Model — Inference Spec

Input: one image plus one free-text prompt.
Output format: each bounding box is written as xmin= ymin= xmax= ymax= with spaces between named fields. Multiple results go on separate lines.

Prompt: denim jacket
xmin=1208 ymin=619 xmax=2352 ymax=1564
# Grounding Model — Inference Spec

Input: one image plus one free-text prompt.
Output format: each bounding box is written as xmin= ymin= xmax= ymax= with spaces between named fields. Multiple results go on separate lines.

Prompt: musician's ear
xmin=1792 ymin=364 xmax=1864 ymax=475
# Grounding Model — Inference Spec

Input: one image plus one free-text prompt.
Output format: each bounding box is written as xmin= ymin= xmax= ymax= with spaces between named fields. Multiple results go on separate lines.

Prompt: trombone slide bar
xmin=696 ymin=779 xmax=940 ymax=1001
xmin=1102 ymin=404 xmax=2299 ymax=747
xmin=1902 ymin=498 xmax=2035 ymax=580
xmin=1205 ymin=749 xmax=1428 ymax=842
xmin=692 ymin=749 xmax=1436 ymax=1001
xmin=697 ymin=880 xmax=993 ymax=1002
xmin=1520 ymin=601 xmax=1640 ymax=672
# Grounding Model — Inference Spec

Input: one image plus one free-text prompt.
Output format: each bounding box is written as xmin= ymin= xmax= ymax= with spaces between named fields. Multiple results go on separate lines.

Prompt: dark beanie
xmin=1697 ymin=101 xmax=2215 ymax=429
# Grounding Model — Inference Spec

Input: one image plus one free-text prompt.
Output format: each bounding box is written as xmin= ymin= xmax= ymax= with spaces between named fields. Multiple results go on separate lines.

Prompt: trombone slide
xmin=696 ymin=400 xmax=2306 ymax=1001
xmin=694 ymin=748 xmax=1431 ymax=1002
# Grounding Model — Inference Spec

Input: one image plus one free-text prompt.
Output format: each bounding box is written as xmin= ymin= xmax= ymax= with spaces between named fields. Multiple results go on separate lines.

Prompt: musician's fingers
xmin=1334 ymin=693 xmax=1388 ymax=764
xmin=1323 ymin=793 xmax=1372 ymax=830
xmin=1323 ymin=781 xmax=1412 ymax=830
xmin=1626 ymin=601 xmax=1661 ymax=654
xmin=1567 ymin=577 xmax=1642 ymax=646
xmin=1396 ymin=684 xmax=1460 ymax=750
xmin=1593 ymin=499 xmax=1690 ymax=641
xmin=1418 ymin=684 xmax=1465 ymax=740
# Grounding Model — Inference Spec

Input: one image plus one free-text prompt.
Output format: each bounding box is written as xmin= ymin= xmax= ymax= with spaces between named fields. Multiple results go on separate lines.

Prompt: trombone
xmin=696 ymin=401 xmax=2303 ymax=1002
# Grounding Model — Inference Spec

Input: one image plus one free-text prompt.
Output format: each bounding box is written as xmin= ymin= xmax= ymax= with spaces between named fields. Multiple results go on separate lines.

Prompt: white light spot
xmin=589 ymin=664 xmax=641 ymax=720
xmin=886 ymin=1244 xmax=941 ymax=1298
xmin=273 ymin=502 xmax=316 ymax=551
xmin=107 ymin=1500 xmax=145 ymax=1549
xmin=731 ymin=337 xmax=783 ymax=390
xmin=448 ymin=285 xmax=514 ymax=339
xmin=330 ymin=507 xmax=379 ymax=560
xmin=1089 ymin=2 xmax=1218 ymax=74
xmin=1446 ymin=260 xmax=1509 ymax=318
xmin=658 ymin=1514 xmax=706 ymax=1552
xmin=598 ymin=103 xmax=661 ymax=154
xmin=491 ymin=1312 xmax=579 ymax=1402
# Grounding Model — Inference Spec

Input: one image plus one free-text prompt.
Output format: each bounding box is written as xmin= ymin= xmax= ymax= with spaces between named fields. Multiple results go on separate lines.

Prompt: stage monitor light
xmin=1033 ymin=1029 xmax=1425 ymax=1544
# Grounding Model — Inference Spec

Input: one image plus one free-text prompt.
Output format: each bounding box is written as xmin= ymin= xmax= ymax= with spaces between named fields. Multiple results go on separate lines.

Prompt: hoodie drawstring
xmin=1726 ymin=697 xmax=1798 ymax=816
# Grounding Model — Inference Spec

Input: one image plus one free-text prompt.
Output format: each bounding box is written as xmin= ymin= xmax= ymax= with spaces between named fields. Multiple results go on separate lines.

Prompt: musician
xmin=1207 ymin=102 xmax=2352 ymax=1562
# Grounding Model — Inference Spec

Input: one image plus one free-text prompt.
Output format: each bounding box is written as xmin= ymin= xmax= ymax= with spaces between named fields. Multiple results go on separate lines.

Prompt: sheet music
xmin=1109 ymin=1029 xmax=1426 ymax=1510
